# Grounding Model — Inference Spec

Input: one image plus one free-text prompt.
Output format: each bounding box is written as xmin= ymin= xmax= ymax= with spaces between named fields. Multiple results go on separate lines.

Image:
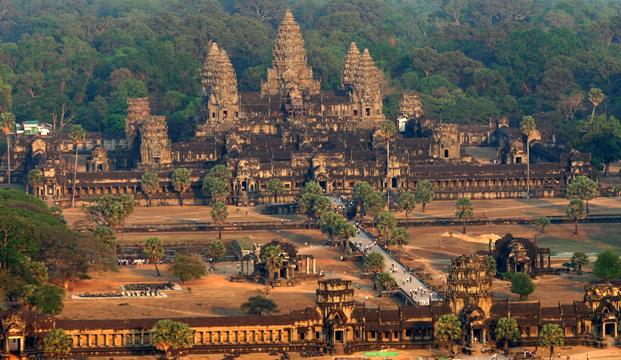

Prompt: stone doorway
xmin=604 ymin=322 xmax=617 ymax=337
xmin=334 ymin=330 xmax=344 ymax=343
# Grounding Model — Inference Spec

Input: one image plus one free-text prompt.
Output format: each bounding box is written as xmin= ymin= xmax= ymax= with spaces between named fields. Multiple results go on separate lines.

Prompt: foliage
xmin=206 ymin=240 xmax=226 ymax=263
xmin=540 ymin=323 xmax=564 ymax=359
xmin=397 ymin=191 xmax=416 ymax=222
xmin=266 ymin=178 xmax=284 ymax=203
xmin=455 ymin=198 xmax=474 ymax=233
xmin=28 ymin=168 xmax=44 ymax=191
xmin=210 ymin=201 xmax=228 ymax=239
xmin=495 ymin=317 xmax=519 ymax=351
xmin=260 ymin=244 xmax=284 ymax=279
xmin=364 ymin=252 xmax=385 ymax=274
xmin=534 ymin=216 xmax=551 ymax=233
xmin=141 ymin=171 xmax=160 ymax=206
xmin=390 ymin=227 xmax=409 ymax=249
xmin=566 ymin=252 xmax=589 ymax=275
xmin=435 ymin=314 xmax=462 ymax=356
xmin=0 ymin=189 xmax=92 ymax=304
xmin=415 ymin=181 xmax=434 ymax=212
xmin=151 ymin=319 xmax=194 ymax=359
xmin=172 ymin=168 xmax=192 ymax=206
xmin=241 ymin=295 xmax=278 ymax=315
xmin=144 ymin=237 xmax=164 ymax=276
xmin=374 ymin=211 xmax=397 ymax=244
xmin=171 ymin=254 xmax=207 ymax=283
xmin=26 ymin=284 xmax=65 ymax=315
xmin=566 ymin=176 xmax=598 ymax=207
xmin=44 ymin=328 xmax=72 ymax=360
xmin=510 ymin=273 xmax=535 ymax=300
xmin=298 ymin=191 xmax=332 ymax=223
xmin=520 ymin=115 xmax=536 ymax=137
xmin=566 ymin=198 xmax=587 ymax=234
xmin=375 ymin=272 xmax=397 ymax=290
xmin=593 ymin=251 xmax=621 ymax=281
xmin=202 ymin=165 xmax=230 ymax=204
xmin=87 ymin=194 xmax=135 ymax=230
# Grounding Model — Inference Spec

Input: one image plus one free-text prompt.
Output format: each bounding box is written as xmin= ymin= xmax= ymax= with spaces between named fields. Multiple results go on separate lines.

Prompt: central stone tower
xmin=261 ymin=10 xmax=320 ymax=98
xmin=201 ymin=42 xmax=240 ymax=125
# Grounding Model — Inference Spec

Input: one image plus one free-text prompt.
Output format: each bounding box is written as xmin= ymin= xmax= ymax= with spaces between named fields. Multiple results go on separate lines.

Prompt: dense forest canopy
xmin=0 ymin=0 xmax=620 ymax=156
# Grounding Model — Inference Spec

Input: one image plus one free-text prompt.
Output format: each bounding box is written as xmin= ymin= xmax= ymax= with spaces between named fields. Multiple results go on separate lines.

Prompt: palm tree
xmin=567 ymin=198 xmax=587 ymax=235
xmin=141 ymin=171 xmax=160 ymax=207
xmin=435 ymin=314 xmax=462 ymax=356
xmin=520 ymin=116 xmax=536 ymax=199
xmin=172 ymin=167 xmax=192 ymax=206
xmin=44 ymin=328 xmax=72 ymax=360
xmin=379 ymin=120 xmax=397 ymax=206
xmin=455 ymin=198 xmax=474 ymax=234
xmin=398 ymin=191 xmax=416 ymax=228
xmin=588 ymin=88 xmax=605 ymax=124
xmin=0 ymin=112 xmax=15 ymax=185
xmin=210 ymin=201 xmax=228 ymax=240
xmin=144 ymin=237 xmax=164 ymax=276
xmin=266 ymin=178 xmax=284 ymax=203
xmin=28 ymin=168 xmax=44 ymax=196
xmin=68 ymin=125 xmax=86 ymax=207
xmin=260 ymin=244 xmax=284 ymax=281
xmin=390 ymin=227 xmax=409 ymax=252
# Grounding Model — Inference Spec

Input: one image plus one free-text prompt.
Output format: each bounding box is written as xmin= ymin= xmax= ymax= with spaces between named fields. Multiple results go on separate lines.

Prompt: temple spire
xmin=200 ymin=42 xmax=240 ymax=125
xmin=340 ymin=42 xmax=360 ymax=89
xmin=261 ymin=10 xmax=320 ymax=97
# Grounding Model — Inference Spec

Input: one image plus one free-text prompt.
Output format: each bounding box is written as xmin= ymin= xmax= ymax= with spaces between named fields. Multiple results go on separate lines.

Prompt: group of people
xmin=78 ymin=292 xmax=123 ymax=298
xmin=122 ymin=290 xmax=163 ymax=297
xmin=117 ymin=258 xmax=148 ymax=266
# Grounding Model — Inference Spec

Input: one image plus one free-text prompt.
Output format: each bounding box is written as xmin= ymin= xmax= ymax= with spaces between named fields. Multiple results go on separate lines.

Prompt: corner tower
xmin=201 ymin=42 xmax=240 ymax=124
xmin=261 ymin=10 xmax=320 ymax=97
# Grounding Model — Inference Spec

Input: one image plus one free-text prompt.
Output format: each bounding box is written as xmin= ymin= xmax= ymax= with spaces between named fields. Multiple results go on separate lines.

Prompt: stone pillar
xmin=548 ymin=254 xmax=551 ymax=268
xmin=313 ymin=258 xmax=316 ymax=274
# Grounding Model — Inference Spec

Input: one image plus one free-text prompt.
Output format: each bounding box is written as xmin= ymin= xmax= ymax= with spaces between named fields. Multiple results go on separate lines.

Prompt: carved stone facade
xmin=139 ymin=116 xmax=172 ymax=168
xmin=492 ymin=234 xmax=551 ymax=275
xmin=86 ymin=146 xmax=110 ymax=172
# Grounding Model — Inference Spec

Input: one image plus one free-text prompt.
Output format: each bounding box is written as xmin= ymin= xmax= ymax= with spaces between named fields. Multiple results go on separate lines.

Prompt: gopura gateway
xmin=3 ymin=257 xmax=621 ymax=359
xmin=2 ymin=11 xmax=590 ymax=204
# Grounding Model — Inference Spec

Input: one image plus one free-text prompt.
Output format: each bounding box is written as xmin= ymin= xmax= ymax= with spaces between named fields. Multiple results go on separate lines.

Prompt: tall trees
xmin=0 ymin=112 xmax=15 ymax=185
xmin=202 ymin=165 xmax=230 ymax=204
xmin=520 ymin=116 xmax=536 ymax=199
xmin=298 ymin=181 xmax=331 ymax=224
xmin=151 ymin=320 xmax=194 ymax=360
xmin=415 ymin=180 xmax=434 ymax=212
xmin=68 ymin=124 xmax=86 ymax=208
xmin=144 ymin=237 xmax=164 ymax=276
xmin=566 ymin=198 xmax=586 ymax=235
xmin=266 ymin=178 xmax=284 ymax=203
xmin=210 ymin=201 xmax=228 ymax=240
xmin=511 ymin=273 xmax=535 ymax=300
xmin=588 ymin=87 xmax=605 ymax=123
xmin=374 ymin=211 xmax=397 ymax=244
xmin=435 ymin=314 xmax=462 ymax=356
xmin=320 ymin=210 xmax=355 ymax=252
xmin=455 ymin=198 xmax=474 ymax=234
xmin=540 ymin=323 xmax=564 ymax=360
xmin=87 ymin=195 xmax=135 ymax=234
xmin=206 ymin=240 xmax=226 ymax=264
xmin=364 ymin=252 xmax=385 ymax=274
xmin=260 ymin=243 xmax=284 ymax=281
xmin=44 ymin=329 xmax=72 ymax=360
xmin=567 ymin=252 xmax=589 ymax=275
xmin=566 ymin=176 xmax=598 ymax=212
xmin=172 ymin=167 xmax=192 ymax=206
xmin=495 ymin=317 xmax=519 ymax=353
xmin=141 ymin=171 xmax=160 ymax=207
xmin=534 ymin=216 xmax=550 ymax=233
xmin=398 ymin=191 xmax=416 ymax=226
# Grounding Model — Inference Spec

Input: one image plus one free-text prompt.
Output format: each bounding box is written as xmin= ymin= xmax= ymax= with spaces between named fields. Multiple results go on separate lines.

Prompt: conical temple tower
xmin=350 ymin=48 xmax=383 ymax=121
xmin=340 ymin=42 xmax=360 ymax=89
xmin=201 ymin=42 xmax=240 ymax=124
xmin=261 ymin=10 xmax=320 ymax=97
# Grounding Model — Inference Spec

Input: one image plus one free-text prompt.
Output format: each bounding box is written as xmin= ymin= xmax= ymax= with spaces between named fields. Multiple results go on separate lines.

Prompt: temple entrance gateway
xmin=604 ymin=322 xmax=617 ymax=337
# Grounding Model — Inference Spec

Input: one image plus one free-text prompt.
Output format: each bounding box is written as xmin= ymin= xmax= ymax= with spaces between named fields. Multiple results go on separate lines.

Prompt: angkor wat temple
xmin=3 ymin=10 xmax=590 ymax=205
